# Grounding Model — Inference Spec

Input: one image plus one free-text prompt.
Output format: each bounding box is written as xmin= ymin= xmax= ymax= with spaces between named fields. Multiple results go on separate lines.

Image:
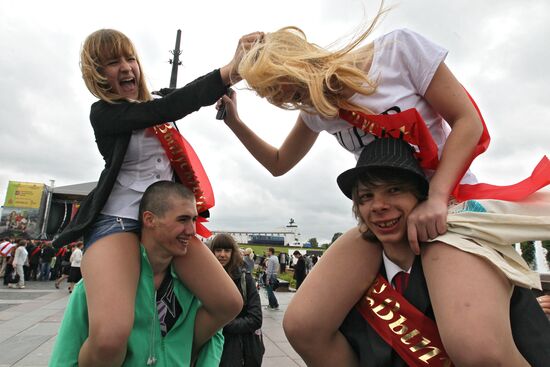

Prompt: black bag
xmin=8 ymin=272 xmax=20 ymax=284
xmin=242 ymin=330 xmax=265 ymax=366
xmin=271 ymin=277 xmax=280 ymax=290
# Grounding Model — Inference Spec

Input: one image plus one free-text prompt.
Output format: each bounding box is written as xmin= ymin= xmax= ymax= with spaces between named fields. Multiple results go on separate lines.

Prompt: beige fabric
xmin=430 ymin=191 xmax=550 ymax=290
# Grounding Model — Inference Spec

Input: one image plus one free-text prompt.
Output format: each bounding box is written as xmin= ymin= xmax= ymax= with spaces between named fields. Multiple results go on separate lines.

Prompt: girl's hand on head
xmin=221 ymin=31 xmax=264 ymax=85
xmin=407 ymin=196 xmax=448 ymax=255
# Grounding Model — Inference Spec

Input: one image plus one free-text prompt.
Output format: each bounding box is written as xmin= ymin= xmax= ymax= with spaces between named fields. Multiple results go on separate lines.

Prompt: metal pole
xmin=169 ymin=29 xmax=182 ymax=88
xmin=40 ymin=179 xmax=55 ymax=239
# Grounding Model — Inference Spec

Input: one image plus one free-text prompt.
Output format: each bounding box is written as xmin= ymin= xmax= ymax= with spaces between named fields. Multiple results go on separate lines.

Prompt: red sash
xmin=339 ymin=101 xmax=550 ymax=202
xmin=55 ymin=247 xmax=66 ymax=257
xmin=356 ymin=274 xmax=453 ymax=367
xmin=149 ymin=123 xmax=214 ymax=238
xmin=0 ymin=242 xmax=11 ymax=257
xmin=31 ymin=247 xmax=42 ymax=258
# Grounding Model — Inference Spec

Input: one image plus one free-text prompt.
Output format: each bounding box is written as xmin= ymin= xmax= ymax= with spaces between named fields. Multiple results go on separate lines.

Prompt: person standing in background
xmin=278 ymin=252 xmax=287 ymax=273
xmin=11 ymin=240 xmax=28 ymax=289
xmin=28 ymin=241 xmax=42 ymax=280
xmin=39 ymin=242 xmax=56 ymax=281
xmin=0 ymin=238 xmax=12 ymax=278
xmin=68 ymin=242 xmax=84 ymax=293
xmin=3 ymin=246 xmax=16 ymax=286
xmin=292 ymin=251 xmax=306 ymax=290
xmin=210 ymin=234 xmax=264 ymax=366
xmin=265 ymin=248 xmax=279 ymax=310
xmin=243 ymin=248 xmax=255 ymax=274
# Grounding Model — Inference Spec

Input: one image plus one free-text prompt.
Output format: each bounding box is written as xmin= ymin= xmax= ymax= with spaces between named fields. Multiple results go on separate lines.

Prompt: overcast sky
xmin=1 ymin=0 xmax=549 ymax=244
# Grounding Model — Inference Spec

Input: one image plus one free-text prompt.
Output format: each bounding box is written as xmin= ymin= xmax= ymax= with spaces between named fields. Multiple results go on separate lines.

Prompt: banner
xmin=3 ymin=181 xmax=45 ymax=209
xmin=0 ymin=207 xmax=42 ymax=238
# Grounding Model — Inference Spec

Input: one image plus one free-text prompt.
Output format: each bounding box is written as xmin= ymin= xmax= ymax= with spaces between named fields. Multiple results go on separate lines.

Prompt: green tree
xmin=331 ymin=232 xmax=343 ymax=244
xmin=520 ymin=241 xmax=536 ymax=269
xmin=308 ymin=238 xmax=318 ymax=247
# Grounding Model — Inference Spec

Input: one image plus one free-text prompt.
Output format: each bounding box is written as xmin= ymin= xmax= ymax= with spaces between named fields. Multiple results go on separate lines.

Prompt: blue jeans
xmin=40 ymin=262 xmax=51 ymax=281
xmin=266 ymin=274 xmax=279 ymax=308
xmin=84 ymin=214 xmax=140 ymax=249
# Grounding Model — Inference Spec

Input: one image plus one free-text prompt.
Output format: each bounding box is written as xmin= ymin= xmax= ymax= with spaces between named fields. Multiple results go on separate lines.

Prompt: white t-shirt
xmin=300 ymin=28 xmax=477 ymax=184
xmin=70 ymin=248 xmax=83 ymax=268
xmin=13 ymin=246 xmax=28 ymax=266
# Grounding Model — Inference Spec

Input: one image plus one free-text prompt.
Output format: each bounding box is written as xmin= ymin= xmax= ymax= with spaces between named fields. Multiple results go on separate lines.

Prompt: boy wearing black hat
xmin=337 ymin=138 xmax=550 ymax=366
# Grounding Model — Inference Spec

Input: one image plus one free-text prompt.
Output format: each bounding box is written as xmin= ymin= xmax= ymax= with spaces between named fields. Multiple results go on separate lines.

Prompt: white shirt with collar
xmin=382 ymin=251 xmax=412 ymax=289
xmin=101 ymin=126 xmax=174 ymax=220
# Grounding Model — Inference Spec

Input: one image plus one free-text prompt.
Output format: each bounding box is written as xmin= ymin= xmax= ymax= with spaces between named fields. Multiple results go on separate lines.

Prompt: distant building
xmin=211 ymin=219 xmax=303 ymax=247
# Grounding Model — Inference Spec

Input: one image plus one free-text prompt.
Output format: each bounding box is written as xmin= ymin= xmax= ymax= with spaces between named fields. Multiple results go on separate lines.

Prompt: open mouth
xmin=176 ymin=236 xmax=189 ymax=246
xmin=371 ymin=217 xmax=401 ymax=233
xmin=119 ymin=77 xmax=136 ymax=92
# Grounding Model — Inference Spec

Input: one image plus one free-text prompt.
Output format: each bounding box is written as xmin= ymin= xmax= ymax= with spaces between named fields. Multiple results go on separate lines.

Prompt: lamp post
xmin=40 ymin=179 xmax=55 ymax=239
xmin=169 ymin=29 xmax=182 ymax=89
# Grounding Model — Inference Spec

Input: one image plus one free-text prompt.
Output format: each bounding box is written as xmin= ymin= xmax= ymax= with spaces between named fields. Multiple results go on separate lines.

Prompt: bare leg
xmin=78 ymin=233 xmax=140 ymax=367
xmin=172 ymin=237 xmax=242 ymax=356
xmin=55 ymin=274 xmax=68 ymax=288
xmin=422 ymin=242 xmax=529 ymax=367
xmin=283 ymin=227 xmax=382 ymax=366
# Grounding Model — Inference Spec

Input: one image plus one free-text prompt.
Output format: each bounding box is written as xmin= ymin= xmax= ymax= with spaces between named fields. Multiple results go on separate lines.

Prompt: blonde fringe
xmin=80 ymin=29 xmax=151 ymax=103
xmin=239 ymin=2 xmax=390 ymax=118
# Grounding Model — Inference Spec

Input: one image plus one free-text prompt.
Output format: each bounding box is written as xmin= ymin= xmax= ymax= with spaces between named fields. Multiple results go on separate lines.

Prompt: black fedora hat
xmin=337 ymin=138 xmax=428 ymax=199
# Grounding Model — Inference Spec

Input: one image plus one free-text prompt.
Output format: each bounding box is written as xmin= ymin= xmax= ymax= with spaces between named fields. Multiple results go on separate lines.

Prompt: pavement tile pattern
xmin=0 ymin=280 xmax=305 ymax=366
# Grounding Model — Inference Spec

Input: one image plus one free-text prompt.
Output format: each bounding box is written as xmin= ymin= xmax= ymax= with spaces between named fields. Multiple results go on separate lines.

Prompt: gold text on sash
xmin=365 ymin=281 xmax=452 ymax=366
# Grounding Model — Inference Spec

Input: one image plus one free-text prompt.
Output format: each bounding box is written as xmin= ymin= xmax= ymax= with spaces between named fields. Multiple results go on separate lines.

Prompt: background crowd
xmin=0 ymin=237 xmax=83 ymax=291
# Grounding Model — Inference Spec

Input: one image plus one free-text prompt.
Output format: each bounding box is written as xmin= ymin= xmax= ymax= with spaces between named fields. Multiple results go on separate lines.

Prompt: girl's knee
xmin=283 ymin=310 xmax=318 ymax=345
xmin=282 ymin=310 xmax=303 ymax=341
xmin=444 ymin=335 xmax=519 ymax=367
xmin=88 ymin=321 xmax=133 ymax=356
xmin=448 ymin=349 xmax=512 ymax=367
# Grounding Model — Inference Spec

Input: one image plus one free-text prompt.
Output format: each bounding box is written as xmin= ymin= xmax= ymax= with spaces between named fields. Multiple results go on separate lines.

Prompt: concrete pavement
xmin=0 ymin=280 xmax=305 ymax=366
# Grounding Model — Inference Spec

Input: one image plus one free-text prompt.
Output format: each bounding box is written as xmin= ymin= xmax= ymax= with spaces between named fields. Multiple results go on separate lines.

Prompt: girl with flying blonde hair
xmin=218 ymin=6 xmax=548 ymax=366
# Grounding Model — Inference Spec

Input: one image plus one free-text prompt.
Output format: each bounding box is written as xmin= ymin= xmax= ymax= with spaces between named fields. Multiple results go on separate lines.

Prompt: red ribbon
xmin=149 ymin=123 xmax=214 ymax=238
xmin=356 ymin=274 xmax=454 ymax=367
xmin=339 ymin=108 xmax=441 ymax=170
xmin=339 ymin=93 xmax=550 ymax=202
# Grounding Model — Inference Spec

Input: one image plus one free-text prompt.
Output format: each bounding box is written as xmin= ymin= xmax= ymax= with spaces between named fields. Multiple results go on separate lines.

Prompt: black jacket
xmin=293 ymin=257 xmax=306 ymax=283
xmin=220 ymin=269 xmax=263 ymax=367
xmin=340 ymin=256 xmax=550 ymax=366
xmin=53 ymin=70 xmax=226 ymax=247
xmin=39 ymin=246 xmax=56 ymax=263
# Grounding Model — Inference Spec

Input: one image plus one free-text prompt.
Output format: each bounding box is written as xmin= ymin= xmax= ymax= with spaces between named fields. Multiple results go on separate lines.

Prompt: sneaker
xmin=18 ymin=285 xmax=25 ymax=289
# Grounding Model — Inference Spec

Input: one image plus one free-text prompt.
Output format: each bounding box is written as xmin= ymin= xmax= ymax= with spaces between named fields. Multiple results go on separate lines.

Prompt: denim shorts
xmin=83 ymin=214 xmax=141 ymax=249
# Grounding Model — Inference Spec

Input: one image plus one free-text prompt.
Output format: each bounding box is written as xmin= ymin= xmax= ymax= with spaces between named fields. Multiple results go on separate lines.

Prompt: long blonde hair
xmin=238 ymin=5 xmax=388 ymax=118
xmin=80 ymin=29 xmax=151 ymax=103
